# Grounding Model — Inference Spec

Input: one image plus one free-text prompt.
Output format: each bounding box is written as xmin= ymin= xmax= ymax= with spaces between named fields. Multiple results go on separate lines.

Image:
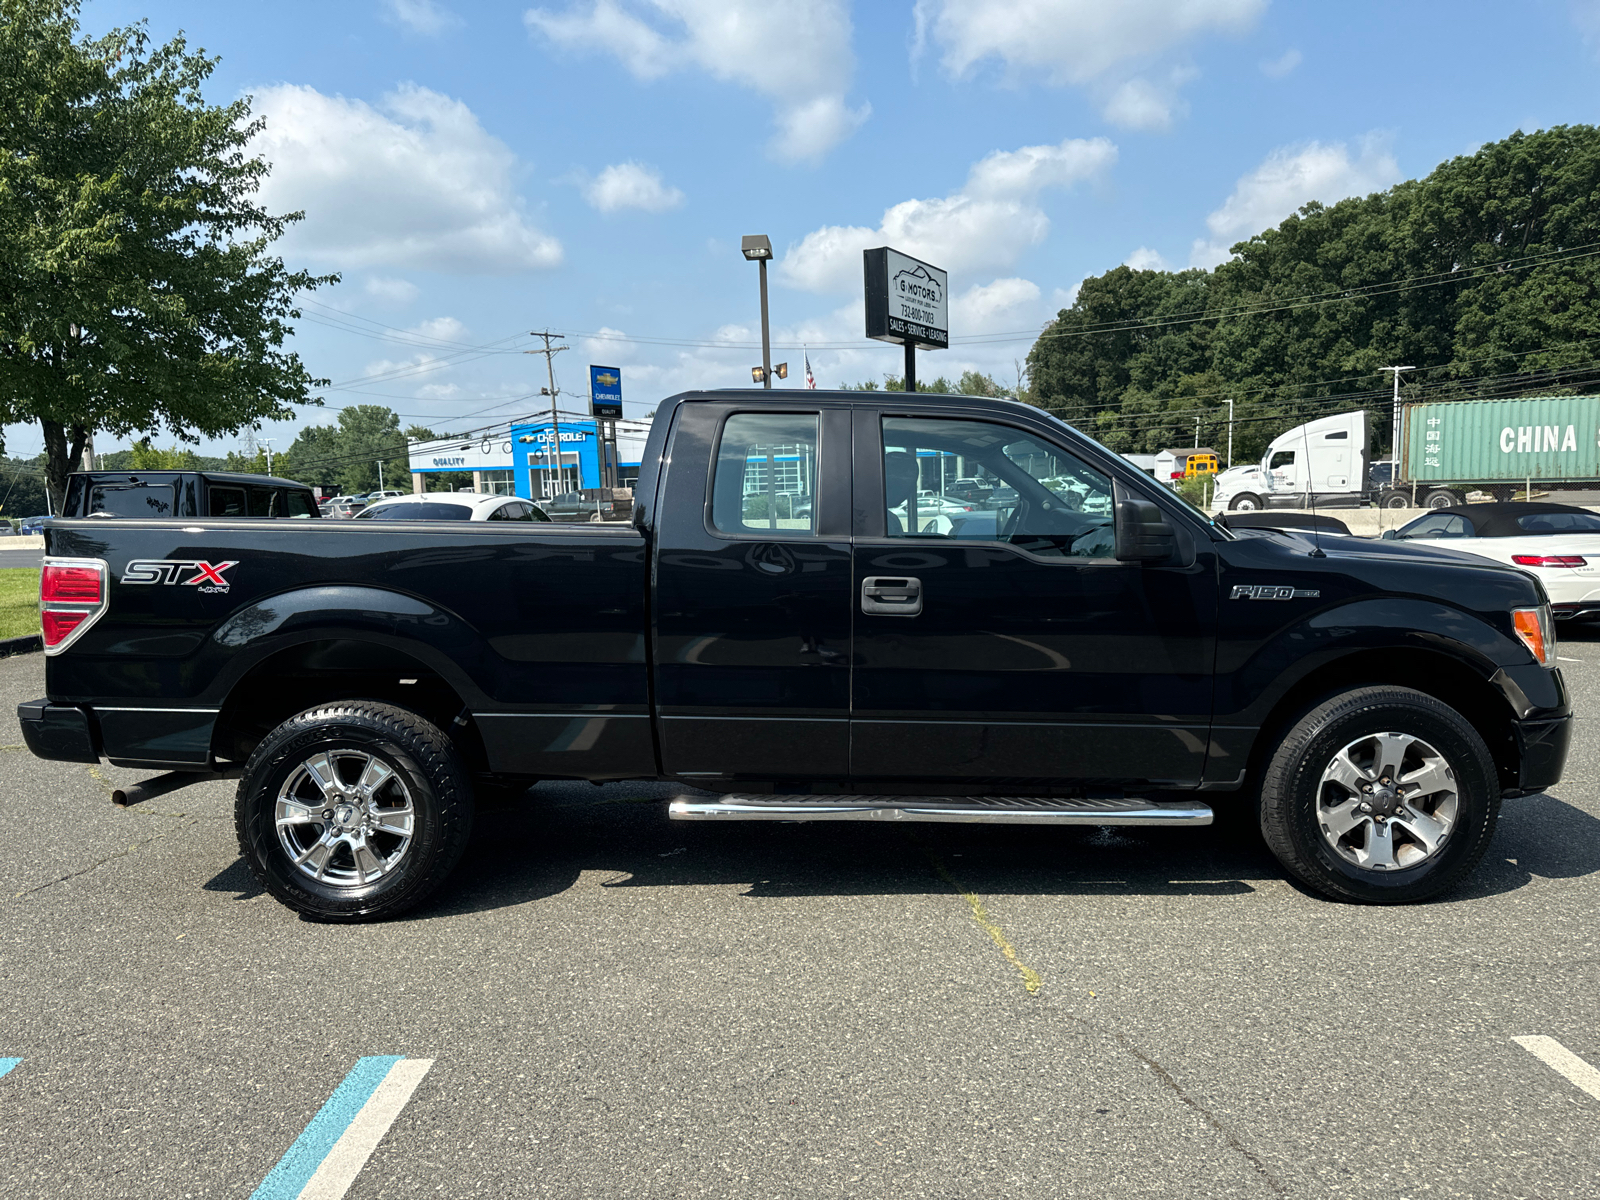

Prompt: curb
xmin=0 ymin=634 xmax=41 ymax=657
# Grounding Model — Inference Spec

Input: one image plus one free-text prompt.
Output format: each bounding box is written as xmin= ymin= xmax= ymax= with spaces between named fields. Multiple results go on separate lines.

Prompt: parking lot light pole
xmin=742 ymin=235 xmax=774 ymax=389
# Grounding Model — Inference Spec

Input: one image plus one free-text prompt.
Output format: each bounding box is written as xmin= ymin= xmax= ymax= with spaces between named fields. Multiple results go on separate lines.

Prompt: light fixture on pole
xmin=742 ymin=235 xmax=773 ymax=389
xmin=750 ymin=362 xmax=787 ymax=384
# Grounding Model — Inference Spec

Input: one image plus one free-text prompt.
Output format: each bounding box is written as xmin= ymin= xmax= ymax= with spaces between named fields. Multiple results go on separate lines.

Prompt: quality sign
xmin=590 ymin=365 xmax=623 ymax=419
xmin=863 ymin=247 xmax=948 ymax=350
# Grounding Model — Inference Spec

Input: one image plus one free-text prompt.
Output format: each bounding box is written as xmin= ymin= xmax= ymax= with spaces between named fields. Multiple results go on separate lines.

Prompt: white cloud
xmin=408 ymin=316 xmax=469 ymax=344
xmin=1124 ymin=246 xmax=1171 ymax=271
xmin=1190 ymin=137 xmax=1403 ymax=268
xmin=1102 ymin=76 xmax=1185 ymax=131
xmin=385 ymin=0 xmax=461 ymax=35
xmin=363 ymin=277 xmax=420 ymax=304
xmin=583 ymin=161 xmax=685 ymax=212
xmin=918 ymin=0 xmax=1264 ymax=128
xmin=952 ymin=277 xmax=1042 ymax=334
xmin=525 ymin=1 xmax=868 ymax=162
xmin=1260 ymin=48 xmax=1301 ymax=78
xmin=251 ymin=83 xmax=562 ymax=274
xmin=780 ymin=135 xmax=1116 ymax=292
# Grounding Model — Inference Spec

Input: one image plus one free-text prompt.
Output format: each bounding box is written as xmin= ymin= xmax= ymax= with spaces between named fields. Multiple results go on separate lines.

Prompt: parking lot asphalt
xmin=1 ymin=642 xmax=1599 ymax=1198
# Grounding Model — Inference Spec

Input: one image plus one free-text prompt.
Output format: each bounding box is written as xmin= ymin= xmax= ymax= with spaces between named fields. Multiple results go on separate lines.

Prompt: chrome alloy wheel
xmin=1316 ymin=732 xmax=1459 ymax=871
xmin=274 ymin=750 xmax=416 ymax=886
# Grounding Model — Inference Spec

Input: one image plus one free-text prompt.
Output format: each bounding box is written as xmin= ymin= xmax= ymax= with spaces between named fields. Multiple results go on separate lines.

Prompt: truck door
xmin=850 ymin=410 xmax=1216 ymax=788
xmin=651 ymin=402 xmax=854 ymax=781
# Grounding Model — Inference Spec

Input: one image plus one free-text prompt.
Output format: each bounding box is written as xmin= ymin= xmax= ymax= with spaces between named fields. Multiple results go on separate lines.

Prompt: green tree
xmin=0 ymin=0 xmax=335 ymax=510
xmin=1027 ymin=125 xmax=1600 ymax=463
xmin=129 ymin=438 xmax=199 ymax=470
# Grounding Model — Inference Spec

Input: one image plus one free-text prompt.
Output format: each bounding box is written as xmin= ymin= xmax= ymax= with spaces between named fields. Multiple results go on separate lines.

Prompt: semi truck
xmin=1213 ymin=395 xmax=1600 ymax=512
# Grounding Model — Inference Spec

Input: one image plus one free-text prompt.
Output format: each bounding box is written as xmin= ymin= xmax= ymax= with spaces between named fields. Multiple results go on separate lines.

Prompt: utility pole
xmin=260 ymin=439 xmax=274 ymax=475
xmin=1226 ymin=397 xmax=1235 ymax=467
xmin=528 ymin=331 xmax=568 ymax=497
xmin=1194 ymin=414 xmax=1201 ymax=447
xmin=376 ymin=457 xmax=384 ymax=490
xmin=1380 ymin=366 xmax=1415 ymax=461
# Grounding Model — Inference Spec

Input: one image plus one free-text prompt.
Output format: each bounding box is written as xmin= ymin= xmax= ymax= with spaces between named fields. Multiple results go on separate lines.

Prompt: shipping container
xmin=1403 ymin=395 xmax=1600 ymax=486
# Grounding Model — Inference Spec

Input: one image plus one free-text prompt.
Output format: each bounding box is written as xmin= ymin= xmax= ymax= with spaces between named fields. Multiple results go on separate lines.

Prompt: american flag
xmin=804 ymin=351 xmax=815 ymax=389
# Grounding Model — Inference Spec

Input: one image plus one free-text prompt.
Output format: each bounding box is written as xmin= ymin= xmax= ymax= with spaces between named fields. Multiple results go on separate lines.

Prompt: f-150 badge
xmin=1231 ymin=584 xmax=1320 ymax=600
xmin=122 ymin=559 xmax=238 ymax=593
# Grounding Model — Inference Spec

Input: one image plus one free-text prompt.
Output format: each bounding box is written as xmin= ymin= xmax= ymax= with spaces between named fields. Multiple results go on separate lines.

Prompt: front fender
xmin=1216 ymin=596 xmax=1548 ymax=729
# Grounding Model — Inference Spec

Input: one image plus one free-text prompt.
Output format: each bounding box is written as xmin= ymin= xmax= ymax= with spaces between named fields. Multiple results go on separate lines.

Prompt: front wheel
xmin=1259 ymin=686 xmax=1500 ymax=904
xmin=235 ymin=701 xmax=474 ymax=922
xmin=1381 ymin=491 xmax=1411 ymax=510
xmin=1229 ymin=492 xmax=1263 ymax=512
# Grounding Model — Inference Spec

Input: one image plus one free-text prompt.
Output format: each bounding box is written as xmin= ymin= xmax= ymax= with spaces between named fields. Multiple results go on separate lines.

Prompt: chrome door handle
xmin=862 ymin=576 xmax=922 ymax=617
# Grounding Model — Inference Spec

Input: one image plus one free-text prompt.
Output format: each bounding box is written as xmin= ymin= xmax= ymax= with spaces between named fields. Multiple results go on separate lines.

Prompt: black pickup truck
xmin=19 ymin=391 xmax=1571 ymax=920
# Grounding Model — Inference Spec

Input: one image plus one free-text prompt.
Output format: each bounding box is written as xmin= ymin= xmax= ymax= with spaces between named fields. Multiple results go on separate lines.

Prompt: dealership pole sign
xmin=589 ymin=366 xmax=623 ymax=419
xmin=863 ymin=247 xmax=946 ymax=391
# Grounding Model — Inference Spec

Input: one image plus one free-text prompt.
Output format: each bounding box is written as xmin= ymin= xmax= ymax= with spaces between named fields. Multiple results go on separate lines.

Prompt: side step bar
xmin=668 ymin=794 xmax=1212 ymax=826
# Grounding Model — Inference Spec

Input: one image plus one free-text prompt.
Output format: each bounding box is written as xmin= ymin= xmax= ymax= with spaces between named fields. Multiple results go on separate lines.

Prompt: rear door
xmin=849 ymin=408 xmax=1217 ymax=789
xmin=651 ymin=401 xmax=853 ymax=781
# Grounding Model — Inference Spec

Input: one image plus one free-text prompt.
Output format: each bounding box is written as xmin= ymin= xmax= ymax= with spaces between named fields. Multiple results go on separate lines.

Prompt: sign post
xmin=863 ymin=247 xmax=948 ymax=393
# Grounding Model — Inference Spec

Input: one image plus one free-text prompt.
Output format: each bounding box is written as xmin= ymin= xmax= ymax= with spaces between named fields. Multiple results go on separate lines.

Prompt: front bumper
xmin=18 ymin=698 xmax=99 ymax=763
xmin=1510 ymin=712 xmax=1572 ymax=796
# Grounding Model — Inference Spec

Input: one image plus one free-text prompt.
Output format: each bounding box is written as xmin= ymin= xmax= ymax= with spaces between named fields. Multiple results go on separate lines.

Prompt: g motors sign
xmin=864 ymin=247 xmax=948 ymax=349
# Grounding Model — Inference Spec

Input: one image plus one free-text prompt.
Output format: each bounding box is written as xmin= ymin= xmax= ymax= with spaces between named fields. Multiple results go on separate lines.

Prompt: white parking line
xmin=300 ymin=1059 xmax=433 ymax=1200
xmin=1557 ymin=656 xmax=1583 ymax=663
xmin=1513 ymin=1035 xmax=1600 ymax=1102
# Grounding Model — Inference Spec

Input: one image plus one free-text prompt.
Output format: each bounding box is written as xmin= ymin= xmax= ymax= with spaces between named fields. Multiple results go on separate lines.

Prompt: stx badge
xmin=1231 ymin=584 xmax=1321 ymax=601
xmin=122 ymin=560 xmax=239 ymax=593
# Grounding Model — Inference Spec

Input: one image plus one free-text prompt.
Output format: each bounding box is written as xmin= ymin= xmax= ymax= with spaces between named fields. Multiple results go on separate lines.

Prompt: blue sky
xmin=19 ymin=0 xmax=1600 ymax=459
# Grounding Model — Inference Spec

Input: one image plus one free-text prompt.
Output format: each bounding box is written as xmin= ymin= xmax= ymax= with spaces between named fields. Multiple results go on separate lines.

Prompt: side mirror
xmin=1380 ymin=529 xmax=1397 ymax=540
xmin=1114 ymin=487 xmax=1177 ymax=563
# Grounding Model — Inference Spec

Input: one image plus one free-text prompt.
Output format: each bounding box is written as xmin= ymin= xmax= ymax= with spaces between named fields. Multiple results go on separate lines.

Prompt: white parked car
xmin=355 ymin=492 xmax=551 ymax=523
xmin=1383 ymin=502 xmax=1600 ymax=621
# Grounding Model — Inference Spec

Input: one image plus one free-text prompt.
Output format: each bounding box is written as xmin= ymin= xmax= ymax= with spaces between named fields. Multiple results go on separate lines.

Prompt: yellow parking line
xmin=925 ymin=851 xmax=1042 ymax=995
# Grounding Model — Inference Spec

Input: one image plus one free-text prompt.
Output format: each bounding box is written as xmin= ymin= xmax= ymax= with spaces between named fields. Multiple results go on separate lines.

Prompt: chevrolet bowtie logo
xmin=1231 ymin=585 xmax=1321 ymax=600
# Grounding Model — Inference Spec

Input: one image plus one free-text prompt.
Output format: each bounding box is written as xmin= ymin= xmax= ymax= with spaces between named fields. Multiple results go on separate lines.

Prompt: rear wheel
xmin=588 ymin=511 xmax=603 ymax=522
xmin=235 ymin=701 xmax=474 ymax=922
xmin=1259 ymin=686 xmax=1499 ymax=904
xmin=1229 ymin=492 xmax=1263 ymax=512
xmin=1425 ymin=489 xmax=1461 ymax=509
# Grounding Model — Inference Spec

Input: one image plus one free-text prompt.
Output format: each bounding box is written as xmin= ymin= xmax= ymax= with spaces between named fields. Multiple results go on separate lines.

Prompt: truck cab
xmin=1213 ymin=410 xmax=1369 ymax=511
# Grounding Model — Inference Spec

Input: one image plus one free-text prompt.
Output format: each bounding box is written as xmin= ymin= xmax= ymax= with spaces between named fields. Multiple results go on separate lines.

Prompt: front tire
xmin=1259 ymin=686 xmax=1499 ymax=904
xmin=1229 ymin=492 xmax=1263 ymax=512
xmin=1381 ymin=491 xmax=1411 ymax=510
xmin=235 ymin=701 xmax=474 ymax=922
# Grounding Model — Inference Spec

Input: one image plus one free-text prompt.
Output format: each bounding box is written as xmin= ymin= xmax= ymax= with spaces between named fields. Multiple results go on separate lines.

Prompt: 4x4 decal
xmin=122 ymin=560 xmax=238 ymax=593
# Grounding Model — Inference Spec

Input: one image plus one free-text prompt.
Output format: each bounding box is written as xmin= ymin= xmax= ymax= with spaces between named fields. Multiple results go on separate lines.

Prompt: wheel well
xmin=1245 ymin=649 xmax=1521 ymax=793
xmin=211 ymin=639 xmax=487 ymax=773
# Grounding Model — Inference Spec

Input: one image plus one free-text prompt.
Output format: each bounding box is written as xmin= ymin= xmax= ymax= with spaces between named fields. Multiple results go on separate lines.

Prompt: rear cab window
xmin=88 ymin=484 xmax=175 ymax=518
xmin=711 ymin=413 xmax=819 ymax=537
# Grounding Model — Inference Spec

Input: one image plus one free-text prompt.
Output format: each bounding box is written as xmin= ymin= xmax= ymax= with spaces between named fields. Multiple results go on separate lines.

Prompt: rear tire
xmin=1425 ymin=489 xmax=1461 ymax=510
xmin=235 ymin=701 xmax=474 ymax=922
xmin=1259 ymin=686 xmax=1499 ymax=904
xmin=1229 ymin=493 xmax=1263 ymax=512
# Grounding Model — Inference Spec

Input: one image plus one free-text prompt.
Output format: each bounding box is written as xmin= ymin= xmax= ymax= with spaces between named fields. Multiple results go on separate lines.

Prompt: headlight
xmin=1512 ymin=605 xmax=1555 ymax=666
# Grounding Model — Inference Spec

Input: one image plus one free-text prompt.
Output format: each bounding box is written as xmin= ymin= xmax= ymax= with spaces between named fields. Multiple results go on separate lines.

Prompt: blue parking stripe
xmin=0 ymin=1058 xmax=19 ymax=1079
xmin=249 ymin=1056 xmax=403 ymax=1200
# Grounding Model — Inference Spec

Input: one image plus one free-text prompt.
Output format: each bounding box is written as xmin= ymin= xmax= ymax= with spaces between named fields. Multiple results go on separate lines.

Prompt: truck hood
xmin=1215 ymin=465 xmax=1265 ymax=487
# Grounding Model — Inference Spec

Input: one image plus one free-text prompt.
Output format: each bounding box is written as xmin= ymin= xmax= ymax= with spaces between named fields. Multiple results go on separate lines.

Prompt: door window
xmin=87 ymin=484 xmax=174 ymax=517
xmin=284 ymin=491 xmax=317 ymax=519
xmin=882 ymin=417 xmax=1115 ymax=559
xmin=209 ymin=487 xmax=247 ymax=517
xmin=711 ymin=413 xmax=819 ymax=536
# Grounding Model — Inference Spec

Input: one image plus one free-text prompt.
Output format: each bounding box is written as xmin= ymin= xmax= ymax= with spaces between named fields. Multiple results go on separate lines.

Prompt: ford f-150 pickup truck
xmin=19 ymin=391 xmax=1572 ymax=920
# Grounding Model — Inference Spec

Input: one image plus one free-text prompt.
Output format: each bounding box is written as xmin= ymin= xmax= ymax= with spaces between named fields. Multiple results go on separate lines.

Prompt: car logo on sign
xmin=1230 ymin=584 xmax=1321 ymax=600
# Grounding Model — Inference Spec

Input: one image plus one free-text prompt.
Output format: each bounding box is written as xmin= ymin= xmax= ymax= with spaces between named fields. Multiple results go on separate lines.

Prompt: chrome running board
xmin=667 ymin=793 xmax=1212 ymax=826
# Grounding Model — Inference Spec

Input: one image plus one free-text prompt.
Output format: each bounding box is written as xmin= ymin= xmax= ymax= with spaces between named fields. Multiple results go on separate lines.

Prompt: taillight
xmin=39 ymin=557 xmax=108 ymax=654
xmin=1512 ymin=554 xmax=1586 ymax=568
xmin=42 ymin=563 xmax=103 ymax=602
xmin=1512 ymin=605 xmax=1555 ymax=666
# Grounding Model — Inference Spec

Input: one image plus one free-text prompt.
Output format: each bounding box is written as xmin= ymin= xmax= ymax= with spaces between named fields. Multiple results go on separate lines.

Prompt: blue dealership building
xmin=406 ymin=417 xmax=650 ymax=499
